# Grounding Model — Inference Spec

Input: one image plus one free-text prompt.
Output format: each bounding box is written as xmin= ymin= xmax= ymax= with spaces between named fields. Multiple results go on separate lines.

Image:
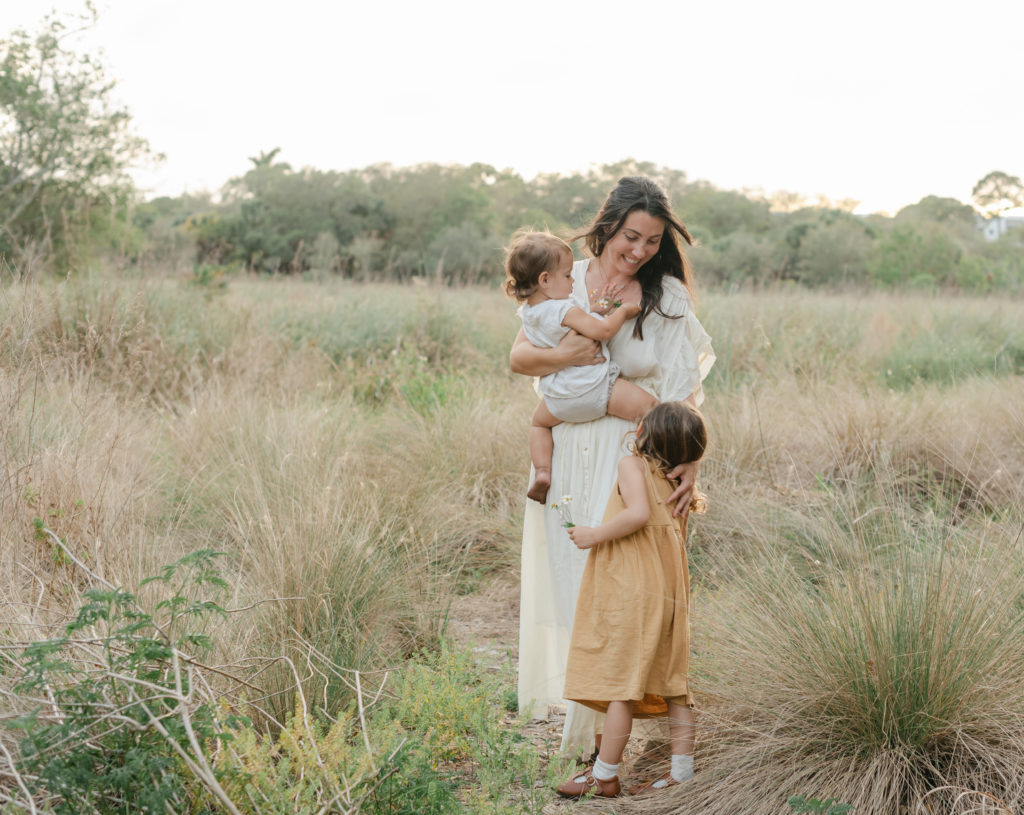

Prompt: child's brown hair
xmin=635 ymin=401 xmax=708 ymax=513
xmin=503 ymin=230 xmax=572 ymax=302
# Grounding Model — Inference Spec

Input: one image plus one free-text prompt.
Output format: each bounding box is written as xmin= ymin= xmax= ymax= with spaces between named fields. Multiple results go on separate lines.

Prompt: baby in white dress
xmin=504 ymin=231 xmax=658 ymax=503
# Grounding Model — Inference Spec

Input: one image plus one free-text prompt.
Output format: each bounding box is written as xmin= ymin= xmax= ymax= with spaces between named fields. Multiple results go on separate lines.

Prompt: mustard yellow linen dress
xmin=563 ymin=456 xmax=692 ymax=718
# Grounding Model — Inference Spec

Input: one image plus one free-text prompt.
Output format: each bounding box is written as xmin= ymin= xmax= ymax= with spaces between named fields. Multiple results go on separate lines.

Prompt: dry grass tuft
xmin=599 ymin=479 xmax=1024 ymax=815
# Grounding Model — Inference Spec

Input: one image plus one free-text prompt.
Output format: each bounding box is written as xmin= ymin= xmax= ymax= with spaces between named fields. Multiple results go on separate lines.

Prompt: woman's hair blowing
xmin=575 ymin=176 xmax=696 ymax=340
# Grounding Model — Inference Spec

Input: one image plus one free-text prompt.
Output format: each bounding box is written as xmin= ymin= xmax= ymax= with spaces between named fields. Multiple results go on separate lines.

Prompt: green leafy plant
xmin=11 ymin=546 xmax=244 ymax=814
xmin=374 ymin=644 xmax=543 ymax=814
xmin=788 ymin=794 xmax=854 ymax=814
xmin=190 ymin=264 xmax=230 ymax=294
xmin=209 ymin=644 xmax=543 ymax=815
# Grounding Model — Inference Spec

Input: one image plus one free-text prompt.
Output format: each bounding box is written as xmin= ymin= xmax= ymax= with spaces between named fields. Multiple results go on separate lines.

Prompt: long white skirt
xmin=518 ymin=413 xmax=637 ymax=755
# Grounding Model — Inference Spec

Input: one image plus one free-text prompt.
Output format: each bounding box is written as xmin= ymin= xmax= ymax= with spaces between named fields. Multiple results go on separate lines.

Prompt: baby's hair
xmin=635 ymin=401 xmax=708 ymax=513
xmin=503 ymin=230 xmax=572 ymax=302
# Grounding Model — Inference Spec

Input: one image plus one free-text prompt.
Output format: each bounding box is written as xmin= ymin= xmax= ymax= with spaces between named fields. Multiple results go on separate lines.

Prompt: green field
xmin=2 ymin=269 xmax=1023 ymax=813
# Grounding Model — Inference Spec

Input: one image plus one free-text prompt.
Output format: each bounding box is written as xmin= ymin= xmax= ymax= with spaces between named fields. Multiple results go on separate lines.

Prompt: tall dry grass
xmin=602 ymin=482 xmax=1024 ymax=814
xmin=1 ymin=267 xmax=530 ymax=724
xmin=3 ymin=267 xmax=1024 ymax=810
xmin=579 ymin=294 xmax=1024 ymax=814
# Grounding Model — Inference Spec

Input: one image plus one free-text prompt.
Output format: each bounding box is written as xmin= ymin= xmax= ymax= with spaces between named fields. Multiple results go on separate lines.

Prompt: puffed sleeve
xmin=653 ymin=278 xmax=716 ymax=405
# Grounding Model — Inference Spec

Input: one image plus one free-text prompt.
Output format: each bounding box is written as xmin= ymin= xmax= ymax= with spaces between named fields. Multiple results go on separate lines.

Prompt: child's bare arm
xmin=568 ymin=457 xmax=651 ymax=550
xmin=561 ymin=303 xmax=640 ymax=343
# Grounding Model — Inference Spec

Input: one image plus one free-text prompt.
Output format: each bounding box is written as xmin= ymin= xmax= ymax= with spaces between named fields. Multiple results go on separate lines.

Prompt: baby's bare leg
xmin=606 ymin=379 xmax=658 ymax=422
xmin=528 ymin=401 xmax=561 ymax=504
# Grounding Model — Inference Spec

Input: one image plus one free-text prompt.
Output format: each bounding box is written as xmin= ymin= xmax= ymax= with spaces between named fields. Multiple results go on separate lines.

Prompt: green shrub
xmin=788 ymin=795 xmax=854 ymax=814
xmin=11 ymin=548 xmax=241 ymax=814
xmin=211 ymin=645 xmax=543 ymax=815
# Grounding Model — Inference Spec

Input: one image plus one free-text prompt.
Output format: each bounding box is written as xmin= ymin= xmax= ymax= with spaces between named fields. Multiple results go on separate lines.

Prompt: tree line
xmin=105 ymin=158 xmax=1024 ymax=293
xmin=3 ymin=10 xmax=1023 ymax=291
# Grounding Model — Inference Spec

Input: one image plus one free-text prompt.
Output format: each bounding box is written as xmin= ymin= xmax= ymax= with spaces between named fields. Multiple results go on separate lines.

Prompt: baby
xmin=504 ymin=230 xmax=657 ymax=503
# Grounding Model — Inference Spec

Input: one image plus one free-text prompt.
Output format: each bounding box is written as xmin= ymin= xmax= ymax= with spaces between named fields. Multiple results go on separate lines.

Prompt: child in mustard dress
xmin=556 ymin=401 xmax=707 ymax=799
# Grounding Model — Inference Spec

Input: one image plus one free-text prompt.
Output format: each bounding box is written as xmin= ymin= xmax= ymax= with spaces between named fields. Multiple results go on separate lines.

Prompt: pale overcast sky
xmin=6 ymin=0 xmax=1023 ymax=214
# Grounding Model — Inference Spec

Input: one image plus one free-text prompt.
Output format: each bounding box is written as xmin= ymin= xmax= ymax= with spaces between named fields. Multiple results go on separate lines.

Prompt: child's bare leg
xmin=629 ymin=701 xmax=695 ymax=794
xmin=528 ymin=401 xmax=561 ymax=504
xmin=607 ymin=379 xmax=658 ymax=422
xmin=668 ymin=702 xmax=695 ymax=758
xmin=597 ymin=700 xmax=633 ymax=766
xmin=667 ymin=701 xmax=696 ymax=783
xmin=556 ymin=703 xmax=628 ymax=798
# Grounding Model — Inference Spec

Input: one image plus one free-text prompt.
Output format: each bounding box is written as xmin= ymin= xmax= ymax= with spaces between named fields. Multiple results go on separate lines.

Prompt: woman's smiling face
xmin=602 ymin=210 xmax=664 ymax=278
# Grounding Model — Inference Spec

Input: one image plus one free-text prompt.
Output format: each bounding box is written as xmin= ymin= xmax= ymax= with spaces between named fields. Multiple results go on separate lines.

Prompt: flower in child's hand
xmin=550 ymin=495 xmax=575 ymax=528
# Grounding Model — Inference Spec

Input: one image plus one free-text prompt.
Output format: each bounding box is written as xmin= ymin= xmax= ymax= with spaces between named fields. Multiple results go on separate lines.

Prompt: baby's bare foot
xmin=527 ymin=469 xmax=551 ymax=504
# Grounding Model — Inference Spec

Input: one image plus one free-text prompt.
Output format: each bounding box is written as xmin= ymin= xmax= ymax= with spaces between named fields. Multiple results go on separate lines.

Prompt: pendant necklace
xmin=589 ymin=258 xmax=625 ymax=311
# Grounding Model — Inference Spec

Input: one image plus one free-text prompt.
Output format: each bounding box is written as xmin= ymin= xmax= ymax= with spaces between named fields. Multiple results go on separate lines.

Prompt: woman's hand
xmin=665 ymin=460 xmax=699 ymax=518
xmin=567 ymin=525 xmax=602 ymax=550
xmin=558 ymin=330 xmax=604 ymax=367
xmin=509 ymin=328 xmax=603 ymax=376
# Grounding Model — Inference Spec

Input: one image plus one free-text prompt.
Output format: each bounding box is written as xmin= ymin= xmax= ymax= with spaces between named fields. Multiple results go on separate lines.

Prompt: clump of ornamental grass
xmin=163 ymin=371 xmax=530 ymax=722
xmin=603 ymin=482 xmax=1024 ymax=815
xmin=164 ymin=386 xmax=428 ymax=719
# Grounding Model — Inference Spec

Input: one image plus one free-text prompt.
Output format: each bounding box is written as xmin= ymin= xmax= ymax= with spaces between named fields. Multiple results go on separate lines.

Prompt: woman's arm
xmin=567 ymin=457 xmax=650 ymax=549
xmin=509 ymin=327 xmax=604 ymax=377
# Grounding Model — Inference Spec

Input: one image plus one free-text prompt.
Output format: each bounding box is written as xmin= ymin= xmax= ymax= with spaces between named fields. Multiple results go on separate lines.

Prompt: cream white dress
xmin=517 ymin=258 xmax=715 ymax=755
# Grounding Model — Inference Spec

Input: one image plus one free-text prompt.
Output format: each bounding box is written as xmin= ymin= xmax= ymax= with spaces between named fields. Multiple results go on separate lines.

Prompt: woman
xmin=510 ymin=176 xmax=715 ymax=757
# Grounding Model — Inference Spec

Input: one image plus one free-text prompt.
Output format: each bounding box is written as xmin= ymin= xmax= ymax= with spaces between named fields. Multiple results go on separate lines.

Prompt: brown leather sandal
xmin=628 ymin=771 xmax=679 ymax=796
xmin=555 ymin=769 xmax=621 ymax=798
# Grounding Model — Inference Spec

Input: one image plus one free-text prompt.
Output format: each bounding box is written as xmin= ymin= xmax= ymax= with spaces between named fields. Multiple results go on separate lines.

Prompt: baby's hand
xmin=567 ymin=525 xmax=601 ymax=550
xmin=589 ymin=283 xmax=620 ymax=315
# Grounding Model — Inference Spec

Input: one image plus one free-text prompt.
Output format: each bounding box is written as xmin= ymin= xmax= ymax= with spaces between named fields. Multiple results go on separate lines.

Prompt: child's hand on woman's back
xmin=567 ymin=526 xmax=601 ymax=550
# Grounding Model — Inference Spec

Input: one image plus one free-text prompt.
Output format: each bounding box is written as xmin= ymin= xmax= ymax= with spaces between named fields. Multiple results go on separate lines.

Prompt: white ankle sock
xmin=592 ymin=757 xmax=619 ymax=781
xmin=670 ymin=753 xmax=694 ymax=783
